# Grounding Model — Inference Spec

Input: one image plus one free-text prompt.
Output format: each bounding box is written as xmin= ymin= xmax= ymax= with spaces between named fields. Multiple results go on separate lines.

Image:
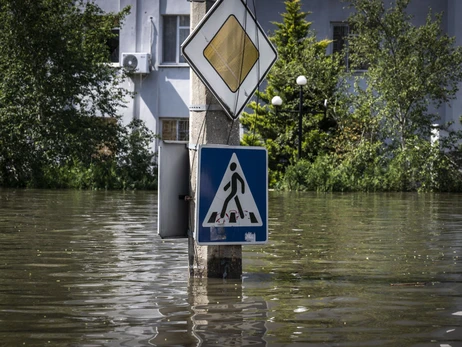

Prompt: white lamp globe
xmin=296 ymin=75 xmax=307 ymax=86
xmin=271 ymin=96 xmax=283 ymax=106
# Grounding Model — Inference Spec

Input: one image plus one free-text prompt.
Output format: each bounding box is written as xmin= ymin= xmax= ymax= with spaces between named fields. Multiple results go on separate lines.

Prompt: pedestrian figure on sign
xmin=220 ymin=162 xmax=245 ymax=219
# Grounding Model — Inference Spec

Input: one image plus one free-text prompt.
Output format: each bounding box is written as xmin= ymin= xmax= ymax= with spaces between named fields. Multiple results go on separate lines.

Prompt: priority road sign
xmin=196 ymin=145 xmax=268 ymax=245
xmin=181 ymin=0 xmax=277 ymax=120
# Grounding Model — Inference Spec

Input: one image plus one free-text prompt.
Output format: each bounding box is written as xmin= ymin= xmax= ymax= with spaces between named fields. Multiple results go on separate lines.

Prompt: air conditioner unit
xmin=121 ymin=53 xmax=151 ymax=74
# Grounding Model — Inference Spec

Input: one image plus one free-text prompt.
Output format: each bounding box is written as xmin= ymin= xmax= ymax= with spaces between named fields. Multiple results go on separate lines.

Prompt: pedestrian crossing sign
xmin=196 ymin=145 xmax=268 ymax=245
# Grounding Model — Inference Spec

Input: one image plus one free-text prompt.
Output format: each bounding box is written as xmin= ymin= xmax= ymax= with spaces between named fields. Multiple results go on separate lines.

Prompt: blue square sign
xmin=196 ymin=145 xmax=268 ymax=245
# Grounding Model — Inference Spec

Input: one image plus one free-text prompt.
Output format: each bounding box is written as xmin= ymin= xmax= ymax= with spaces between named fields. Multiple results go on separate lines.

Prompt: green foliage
xmin=283 ymin=139 xmax=462 ymax=192
xmin=36 ymin=119 xmax=158 ymax=190
xmin=384 ymin=138 xmax=462 ymax=192
xmin=283 ymin=141 xmax=385 ymax=192
xmin=117 ymin=119 xmax=158 ymax=190
xmin=0 ymin=0 xmax=157 ymax=190
xmin=347 ymin=0 xmax=462 ymax=151
xmin=241 ymin=0 xmax=345 ymax=187
xmin=281 ymin=0 xmax=462 ymax=192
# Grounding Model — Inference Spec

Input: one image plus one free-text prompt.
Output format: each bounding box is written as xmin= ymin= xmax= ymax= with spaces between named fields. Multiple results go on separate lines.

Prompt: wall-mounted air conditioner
xmin=121 ymin=53 xmax=151 ymax=74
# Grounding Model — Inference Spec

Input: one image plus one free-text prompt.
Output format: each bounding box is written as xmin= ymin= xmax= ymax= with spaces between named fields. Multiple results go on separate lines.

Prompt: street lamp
xmin=271 ymin=75 xmax=327 ymax=160
xmin=296 ymin=76 xmax=307 ymax=160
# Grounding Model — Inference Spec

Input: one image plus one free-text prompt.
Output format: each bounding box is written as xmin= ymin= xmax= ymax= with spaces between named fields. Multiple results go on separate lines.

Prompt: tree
xmin=0 ymin=0 xmax=133 ymax=188
xmin=339 ymin=0 xmax=462 ymax=191
xmin=277 ymin=0 xmax=462 ymax=192
xmin=347 ymin=0 xmax=462 ymax=152
xmin=240 ymin=0 xmax=344 ymax=186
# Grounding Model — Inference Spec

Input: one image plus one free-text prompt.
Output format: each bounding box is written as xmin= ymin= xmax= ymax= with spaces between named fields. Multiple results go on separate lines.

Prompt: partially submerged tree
xmin=241 ymin=0 xmax=344 ymax=186
xmin=275 ymin=0 xmax=462 ymax=192
xmin=0 ymin=0 xmax=152 ymax=188
xmin=339 ymin=0 xmax=462 ymax=191
xmin=347 ymin=0 xmax=462 ymax=151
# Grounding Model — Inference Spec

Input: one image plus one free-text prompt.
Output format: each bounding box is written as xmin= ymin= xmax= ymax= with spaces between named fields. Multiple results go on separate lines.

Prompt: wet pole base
xmin=188 ymin=233 xmax=242 ymax=279
xmin=207 ymin=246 xmax=242 ymax=279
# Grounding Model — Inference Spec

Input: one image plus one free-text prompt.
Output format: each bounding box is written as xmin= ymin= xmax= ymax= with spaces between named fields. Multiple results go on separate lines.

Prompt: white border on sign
xmin=182 ymin=0 xmax=277 ymax=119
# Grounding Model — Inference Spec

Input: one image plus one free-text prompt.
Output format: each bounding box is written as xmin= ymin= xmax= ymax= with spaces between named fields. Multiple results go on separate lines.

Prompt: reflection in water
xmin=151 ymin=279 xmax=267 ymax=346
xmin=1 ymin=189 xmax=462 ymax=346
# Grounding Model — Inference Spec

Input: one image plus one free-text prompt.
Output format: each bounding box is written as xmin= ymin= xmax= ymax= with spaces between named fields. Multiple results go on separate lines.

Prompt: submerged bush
xmin=13 ymin=119 xmax=158 ymax=190
xmin=282 ymin=140 xmax=462 ymax=192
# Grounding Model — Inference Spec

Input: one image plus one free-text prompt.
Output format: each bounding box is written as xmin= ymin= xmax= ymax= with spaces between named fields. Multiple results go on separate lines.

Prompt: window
xmin=332 ymin=23 xmax=368 ymax=71
xmin=161 ymin=118 xmax=189 ymax=141
xmin=162 ymin=15 xmax=190 ymax=64
xmin=107 ymin=28 xmax=120 ymax=63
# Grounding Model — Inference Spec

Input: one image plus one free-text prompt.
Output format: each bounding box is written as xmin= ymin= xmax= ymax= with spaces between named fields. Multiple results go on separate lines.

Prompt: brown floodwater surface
xmin=1 ymin=189 xmax=461 ymax=346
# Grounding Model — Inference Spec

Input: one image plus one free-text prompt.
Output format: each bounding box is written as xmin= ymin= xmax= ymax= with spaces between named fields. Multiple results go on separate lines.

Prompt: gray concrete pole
xmin=188 ymin=0 xmax=242 ymax=279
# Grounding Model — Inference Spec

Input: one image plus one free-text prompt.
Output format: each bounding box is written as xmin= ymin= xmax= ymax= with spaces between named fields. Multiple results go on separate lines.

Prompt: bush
xmin=282 ymin=141 xmax=384 ymax=192
xmin=282 ymin=140 xmax=462 ymax=192
xmin=9 ymin=119 xmax=158 ymax=190
xmin=385 ymin=140 xmax=462 ymax=192
xmin=117 ymin=119 xmax=158 ymax=190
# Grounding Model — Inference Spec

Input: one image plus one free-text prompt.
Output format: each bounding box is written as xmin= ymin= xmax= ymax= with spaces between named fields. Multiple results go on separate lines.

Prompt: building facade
xmin=92 ymin=0 xmax=462 ymax=150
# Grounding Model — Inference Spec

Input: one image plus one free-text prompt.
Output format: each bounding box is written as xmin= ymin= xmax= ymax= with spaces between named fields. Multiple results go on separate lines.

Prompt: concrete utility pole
xmin=188 ymin=0 xmax=242 ymax=279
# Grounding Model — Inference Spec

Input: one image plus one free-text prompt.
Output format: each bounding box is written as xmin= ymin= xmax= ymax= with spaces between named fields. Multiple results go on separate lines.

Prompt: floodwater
xmin=1 ymin=189 xmax=462 ymax=347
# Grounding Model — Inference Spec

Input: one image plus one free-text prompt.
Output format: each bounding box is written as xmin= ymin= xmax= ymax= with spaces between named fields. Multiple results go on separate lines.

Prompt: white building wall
xmin=91 ymin=0 xmax=190 ymax=152
xmin=92 ymin=0 xmax=462 ymax=146
xmin=92 ymin=0 xmax=119 ymax=13
xmin=446 ymin=0 xmax=462 ymax=131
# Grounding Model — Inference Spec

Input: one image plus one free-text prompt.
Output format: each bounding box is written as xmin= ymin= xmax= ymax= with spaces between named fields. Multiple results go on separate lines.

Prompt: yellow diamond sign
xmin=182 ymin=0 xmax=277 ymax=120
xmin=204 ymin=15 xmax=259 ymax=93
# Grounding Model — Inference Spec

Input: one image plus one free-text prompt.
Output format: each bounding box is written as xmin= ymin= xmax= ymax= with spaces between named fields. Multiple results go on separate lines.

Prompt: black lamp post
xmin=272 ymin=75 xmax=327 ymax=160
xmin=296 ymin=75 xmax=307 ymax=160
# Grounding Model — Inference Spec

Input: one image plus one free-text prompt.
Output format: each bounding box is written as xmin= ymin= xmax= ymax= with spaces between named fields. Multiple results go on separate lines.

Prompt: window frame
xmin=107 ymin=27 xmax=120 ymax=64
xmin=161 ymin=118 xmax=189 ymax=142
xmin=331 ymin=22 xmax=368 ymax=72
xmin=162 ymin=15 xmax=190 ymax=65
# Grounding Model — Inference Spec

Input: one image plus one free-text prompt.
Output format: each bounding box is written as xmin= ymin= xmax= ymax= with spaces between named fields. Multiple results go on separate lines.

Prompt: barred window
xmin=161 ymin=119 xmax=189 ymax=141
